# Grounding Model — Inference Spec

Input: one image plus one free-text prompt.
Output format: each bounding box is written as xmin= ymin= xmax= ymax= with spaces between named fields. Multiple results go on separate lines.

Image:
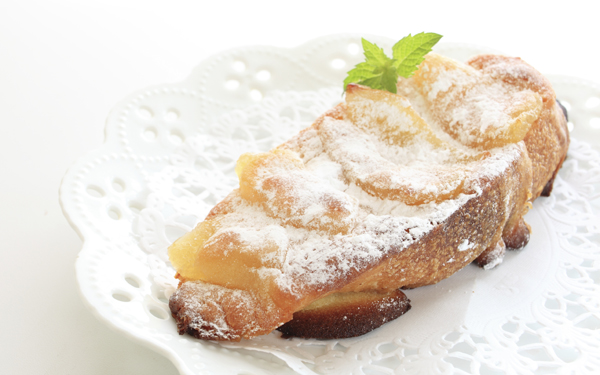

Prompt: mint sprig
xmin=343 ymin=32 xmax=443 ymax=94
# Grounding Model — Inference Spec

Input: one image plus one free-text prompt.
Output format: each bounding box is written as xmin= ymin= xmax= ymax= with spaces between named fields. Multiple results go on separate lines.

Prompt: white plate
xmin=60 ymin=35 xmax=600 ymax=375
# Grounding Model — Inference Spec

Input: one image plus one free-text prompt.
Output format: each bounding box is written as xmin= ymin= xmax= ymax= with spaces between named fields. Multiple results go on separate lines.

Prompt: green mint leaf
xmin=362 ymin=62 xmax=398 ymax=94
xmin=343 ymin=33 xmax=443 ymax=93
xmin=343 ymin=62 xmax=375 ymax=91
xmin=344 ymin=38 xmax=398 ymax=92
xmin=361 ymin=38 xmax=390 ymax=67
xmin=392 ymin=32 xmax=443 ymax=78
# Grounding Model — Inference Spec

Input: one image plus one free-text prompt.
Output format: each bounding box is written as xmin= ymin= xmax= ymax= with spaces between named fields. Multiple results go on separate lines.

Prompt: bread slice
xmin=168 ymin=52 xmax=568 ymax=341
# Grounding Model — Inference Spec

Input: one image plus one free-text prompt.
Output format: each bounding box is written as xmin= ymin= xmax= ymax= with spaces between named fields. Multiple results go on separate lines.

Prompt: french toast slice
xmin=168 ymin=52 xmax=568 ymax=341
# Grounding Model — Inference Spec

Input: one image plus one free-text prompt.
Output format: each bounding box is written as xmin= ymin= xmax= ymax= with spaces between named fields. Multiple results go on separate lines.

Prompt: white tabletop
xmin=1 ymin=1 xmax=598 ymax=374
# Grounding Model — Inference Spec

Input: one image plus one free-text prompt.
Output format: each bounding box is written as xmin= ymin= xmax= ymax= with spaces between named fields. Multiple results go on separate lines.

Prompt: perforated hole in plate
xmin=165 ymin=109 xmax=179 ymax=121
xmin=112 ymin=291 xmax=132 ymax=302
xmin=232 ymin=60 xmax=246 ymax=72
xmin=107 ymin=206 xmax=122 ymax=220
xmin=152 ymin=285 xmax=169 ymax=305
xmin=128 ymin=201 xmax=144 ymax=214
xmin=138 ymin=106 xmax=153 ymax=119
xmin=169 ymin=129 xmax=184 ymax=145
xmin=250 ymin=89 xmax=263 ymax=101
xmin=157 ymin=294 xmax=168 ymax=304
xmin=143 ymin=127 xmax=158 ymax=141
xmin=256 ymin=70 xmax=271 ymax=81
xmin=152 ymin=284 xmax=169 ymax=304
xmin=112 ymin=178 xmax=125 ymax=192
xmin=554 ymin=346 xmax=581 ymax=363
xmin=124 ymin=274 xmax=141 ymax=288
xmin=86 ymin=185 xmax=105 ymax=198
xmin=148 ymin=305 xmax=168 ymax=320
xmin=331 ymin=58 xmax=346 ymax=69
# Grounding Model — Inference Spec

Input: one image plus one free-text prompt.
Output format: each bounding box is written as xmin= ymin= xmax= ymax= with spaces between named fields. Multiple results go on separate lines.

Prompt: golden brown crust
xmin=503 ymin=217 xmax=532 ymax=250
xmin=277 ymin=290 xmax=410 ymax=339
xmin=475 ymin=239 xmax=506 ymax=269
xmin=169 ymin=281 xmax=290 ymax=342
xmin=540 ymin=153 xmax=566 ymax=197
xmin=337 ymin=146 xmax=531 ymax=291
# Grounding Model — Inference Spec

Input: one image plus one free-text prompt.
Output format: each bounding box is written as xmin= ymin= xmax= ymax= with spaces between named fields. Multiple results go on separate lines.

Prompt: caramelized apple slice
xmin=190 ymin=222 xmax=287 ymax=291
xmin=403 ymin=53 xmax=542 ymax=149
xmin=345 ymin=83 xmax=445 ymax=149
xmin=169 ymin=218 xmax=220 ymax=281
xmin=318 ymin=85 xmax=480 ymax=205
xmin=236 ymin=149 xmax=358 ymax=234
xmin=170 ymin=148 xmax=360 ymax=285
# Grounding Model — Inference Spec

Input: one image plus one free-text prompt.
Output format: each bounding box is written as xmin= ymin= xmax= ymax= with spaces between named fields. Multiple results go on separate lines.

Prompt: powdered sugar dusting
xmin=239 ymin=150 xmax=359 ymax=234
xmin=173 ymin=281 xmax=266 ymax=341
xmin=482 ymin=241 xmax=506 ymax=270
xmin=398 ymin=53 xmax=542 ymax=149
xmin=458 ymin=239 xmax=475 ymax=251
xmin=317 ymin=116 xmax=466 ymax=202
xmin=426 ymin=66 xmax=475 ymax=102
xmin=187 ymin=103 xmax=524 ymax=294
xmin=171 ymin=55 xmax=535 ymax=339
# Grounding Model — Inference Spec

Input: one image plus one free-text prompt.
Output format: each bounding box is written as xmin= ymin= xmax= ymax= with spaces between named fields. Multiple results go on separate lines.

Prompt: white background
xmin=1 ymin=1 xmax=598 ymax=374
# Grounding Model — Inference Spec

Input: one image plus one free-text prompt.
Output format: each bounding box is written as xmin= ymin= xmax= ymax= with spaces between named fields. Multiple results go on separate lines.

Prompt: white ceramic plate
xmin=60 ymin=35 xmax=600 ymax=375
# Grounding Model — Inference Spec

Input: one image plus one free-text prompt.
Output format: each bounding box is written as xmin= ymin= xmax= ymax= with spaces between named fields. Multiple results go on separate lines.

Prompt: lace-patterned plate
xmin=59 ymin=35 xmax=600 ymax=375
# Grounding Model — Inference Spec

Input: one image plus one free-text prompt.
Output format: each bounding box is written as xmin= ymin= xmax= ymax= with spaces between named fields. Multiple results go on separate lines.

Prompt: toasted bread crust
xmin=169 ymin=281 xmax=288 ymax=341
xmin=277 ymin=290 xmax=410 ymax=339
xmin=337 ymin=144 xmax=531 ymax=291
